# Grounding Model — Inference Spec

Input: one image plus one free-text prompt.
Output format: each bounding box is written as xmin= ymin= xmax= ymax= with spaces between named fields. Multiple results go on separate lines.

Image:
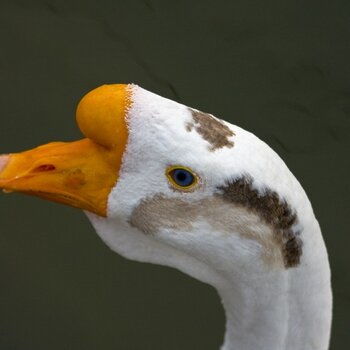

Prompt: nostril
xmin=34 ymin=164 xmax=56 ymax=172
xmin=0 ymin=155 xmax=10 ymax=173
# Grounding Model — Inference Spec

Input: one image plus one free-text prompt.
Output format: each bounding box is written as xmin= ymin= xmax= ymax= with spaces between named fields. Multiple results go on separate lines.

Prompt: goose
xmin=0 ymin=84 xmax=332 ymax=350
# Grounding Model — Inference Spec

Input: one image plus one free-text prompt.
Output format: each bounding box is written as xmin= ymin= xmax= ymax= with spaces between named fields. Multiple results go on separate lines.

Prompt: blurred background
xmin=0 ymin=0 xmax=349 ymax=349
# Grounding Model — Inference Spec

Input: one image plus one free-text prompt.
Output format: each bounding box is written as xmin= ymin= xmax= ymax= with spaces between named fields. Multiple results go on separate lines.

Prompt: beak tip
xmin=0 ymin=155 xmax=10 ymax=174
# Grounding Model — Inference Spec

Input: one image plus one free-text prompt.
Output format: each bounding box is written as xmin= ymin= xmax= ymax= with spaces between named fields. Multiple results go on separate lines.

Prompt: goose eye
xmin=166 ymin=166 xmax=198 ymax=190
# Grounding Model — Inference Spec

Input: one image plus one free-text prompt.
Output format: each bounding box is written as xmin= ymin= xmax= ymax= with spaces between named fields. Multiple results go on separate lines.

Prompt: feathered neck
xmin=217 ymin=218 xmax=332 ymax=350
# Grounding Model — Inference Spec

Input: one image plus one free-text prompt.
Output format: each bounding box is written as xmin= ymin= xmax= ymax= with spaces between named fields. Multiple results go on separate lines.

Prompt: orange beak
xmin=0 ymin=84 xmax=130 ymax=217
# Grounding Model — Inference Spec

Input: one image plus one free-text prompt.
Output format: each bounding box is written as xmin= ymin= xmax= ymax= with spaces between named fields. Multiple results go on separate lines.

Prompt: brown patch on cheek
xmin=129 ymin=195 xmax=199 ymax=235
xmin=129 ymin=195 xmax=285 ymax=268
xmin=186 ymin=108 xmax=235 ymax=151
xmin=205 ymin=198 xmax=284 ymax=267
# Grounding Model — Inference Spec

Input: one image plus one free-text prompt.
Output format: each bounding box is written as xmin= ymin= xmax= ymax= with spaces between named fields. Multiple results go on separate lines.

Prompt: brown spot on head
xmin=186 ymin=108 xmax=235 ymax=151
xmin=218 ymin=176 xmax=303 ymax=268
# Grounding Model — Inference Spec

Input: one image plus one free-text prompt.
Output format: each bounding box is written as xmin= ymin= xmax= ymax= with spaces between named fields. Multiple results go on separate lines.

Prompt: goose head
xmin=0 ymin=84 xmax=332 ymax=350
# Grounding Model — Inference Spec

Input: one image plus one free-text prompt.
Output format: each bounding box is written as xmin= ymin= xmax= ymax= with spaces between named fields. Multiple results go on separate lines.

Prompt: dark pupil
xmin=176 ymin=171 xmax=187 ymax=182
xmin=173 ymin=169 xmax=194 ymax=187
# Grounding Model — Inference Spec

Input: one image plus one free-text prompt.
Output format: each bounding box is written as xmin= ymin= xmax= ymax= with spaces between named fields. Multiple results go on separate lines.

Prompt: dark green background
xmin=0 ymin=0 xmax=349 ymax=349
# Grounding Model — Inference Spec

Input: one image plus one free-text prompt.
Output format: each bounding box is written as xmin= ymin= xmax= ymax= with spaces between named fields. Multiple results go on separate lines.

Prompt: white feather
xmin=87 ymin=85 xmax=332 ymax=350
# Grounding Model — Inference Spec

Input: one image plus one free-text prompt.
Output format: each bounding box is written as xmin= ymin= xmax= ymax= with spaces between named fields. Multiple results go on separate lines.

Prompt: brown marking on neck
xmin=218 ymin=176 xmax=302 ymax=268
xmin=186 ymin=108 xmax=235 ymax=151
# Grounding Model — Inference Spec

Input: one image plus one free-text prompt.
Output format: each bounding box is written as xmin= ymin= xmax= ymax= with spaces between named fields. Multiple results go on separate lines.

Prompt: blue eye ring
xmin=166 ymin=166 xmax=198 ymax=191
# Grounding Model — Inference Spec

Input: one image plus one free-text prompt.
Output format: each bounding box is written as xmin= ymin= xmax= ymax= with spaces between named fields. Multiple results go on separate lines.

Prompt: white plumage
xmin=0 ymin=84 xmax=332 ymax=350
